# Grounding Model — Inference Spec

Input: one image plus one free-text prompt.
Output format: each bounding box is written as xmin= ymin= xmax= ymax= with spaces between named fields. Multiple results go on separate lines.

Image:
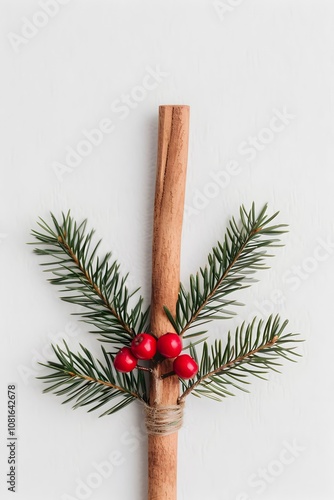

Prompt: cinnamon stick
xmin=148 ymin=105 xmax=190 ymax=500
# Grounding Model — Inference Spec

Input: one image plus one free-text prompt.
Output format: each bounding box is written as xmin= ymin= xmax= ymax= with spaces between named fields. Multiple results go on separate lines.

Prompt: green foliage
xmin=38 ymin=342 xmax=148 ymax=416
xmin=32 ymin=204 xmax=300 ymax=415
xmin=165 ymin=203 xmax=287 ymax=338
xmin=31 ymin=212 xmax=149 ymax=346
xmin=179 ymin=315 xmax=300 ymax=402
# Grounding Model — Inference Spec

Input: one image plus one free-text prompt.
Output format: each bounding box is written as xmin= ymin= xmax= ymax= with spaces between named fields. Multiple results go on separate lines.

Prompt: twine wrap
xmin=144 ymin=402 xmax=184 ymax=436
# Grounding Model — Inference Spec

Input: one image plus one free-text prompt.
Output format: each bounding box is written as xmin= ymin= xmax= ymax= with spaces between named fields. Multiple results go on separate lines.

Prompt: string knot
xmin=144 ymin=402 xmax=184 ymax=436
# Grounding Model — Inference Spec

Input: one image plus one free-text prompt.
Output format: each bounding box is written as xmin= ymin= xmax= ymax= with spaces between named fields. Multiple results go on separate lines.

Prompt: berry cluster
xmin=113 ymin=332 xmax=198 ymax=380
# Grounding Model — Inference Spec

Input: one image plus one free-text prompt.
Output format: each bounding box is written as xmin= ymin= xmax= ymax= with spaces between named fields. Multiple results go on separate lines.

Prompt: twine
xmin=144 ymin=402 xmax=184 ymax=436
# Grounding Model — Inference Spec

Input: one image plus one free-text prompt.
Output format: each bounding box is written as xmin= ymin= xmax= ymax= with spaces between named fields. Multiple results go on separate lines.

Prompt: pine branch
xmin=31 ymin=212 xmax=150 ymax=346
xmin=38 ymin=342 xmax=148 ymax=416
xmin=178 ymin=315 xmax=300 ymax=402
xmin=166 ymin=204 xmax=287 ymax=337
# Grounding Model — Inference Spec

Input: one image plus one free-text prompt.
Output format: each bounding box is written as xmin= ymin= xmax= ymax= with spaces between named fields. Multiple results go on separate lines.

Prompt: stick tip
xmin=159 ymin=104 xmax=190 ymax=110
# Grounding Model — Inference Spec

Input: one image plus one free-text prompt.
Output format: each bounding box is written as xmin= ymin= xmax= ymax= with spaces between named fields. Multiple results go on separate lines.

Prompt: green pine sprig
xmin=38 ymin=342 xmax=148 ymax=416
xmin=178 ymin=315 xmax=300 ymax=402
xmin=165 ymin=203 xmax=287 ymax=338
xmin=31 ymin=212 xmax=149 ymax=346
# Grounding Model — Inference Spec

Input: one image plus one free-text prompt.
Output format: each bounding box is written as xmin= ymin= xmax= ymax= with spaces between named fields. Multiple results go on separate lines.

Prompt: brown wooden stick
xmin=148 ymin=105 xmax=190 ymax=500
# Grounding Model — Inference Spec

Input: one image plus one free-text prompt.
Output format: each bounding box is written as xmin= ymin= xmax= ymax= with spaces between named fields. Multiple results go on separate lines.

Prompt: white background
xmin=0 ymin=1 xmax=334 ymax=499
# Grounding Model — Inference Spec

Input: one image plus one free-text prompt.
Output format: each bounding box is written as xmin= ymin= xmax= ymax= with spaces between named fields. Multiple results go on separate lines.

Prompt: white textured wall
xmin=1 ymin=1 xmax=333 ymax=499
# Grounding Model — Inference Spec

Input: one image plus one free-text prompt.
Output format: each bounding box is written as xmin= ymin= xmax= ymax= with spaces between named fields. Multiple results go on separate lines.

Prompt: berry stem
xmin=137 ymin=365 xmax=153 ymax=373
xmin=160 ymin=370 xmax=176 ymax=380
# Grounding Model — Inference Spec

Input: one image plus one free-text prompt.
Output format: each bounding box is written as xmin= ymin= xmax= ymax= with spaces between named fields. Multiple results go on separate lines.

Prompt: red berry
xmin=173 ymin=354 xmax=198 ymax=379
xmin=114 ymin=347 xmax=137 ymax=373
xmin=157 ymin=333 xmax=182 ymax=358
xmin=131 ymin=333 xmax=157 ymax=360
